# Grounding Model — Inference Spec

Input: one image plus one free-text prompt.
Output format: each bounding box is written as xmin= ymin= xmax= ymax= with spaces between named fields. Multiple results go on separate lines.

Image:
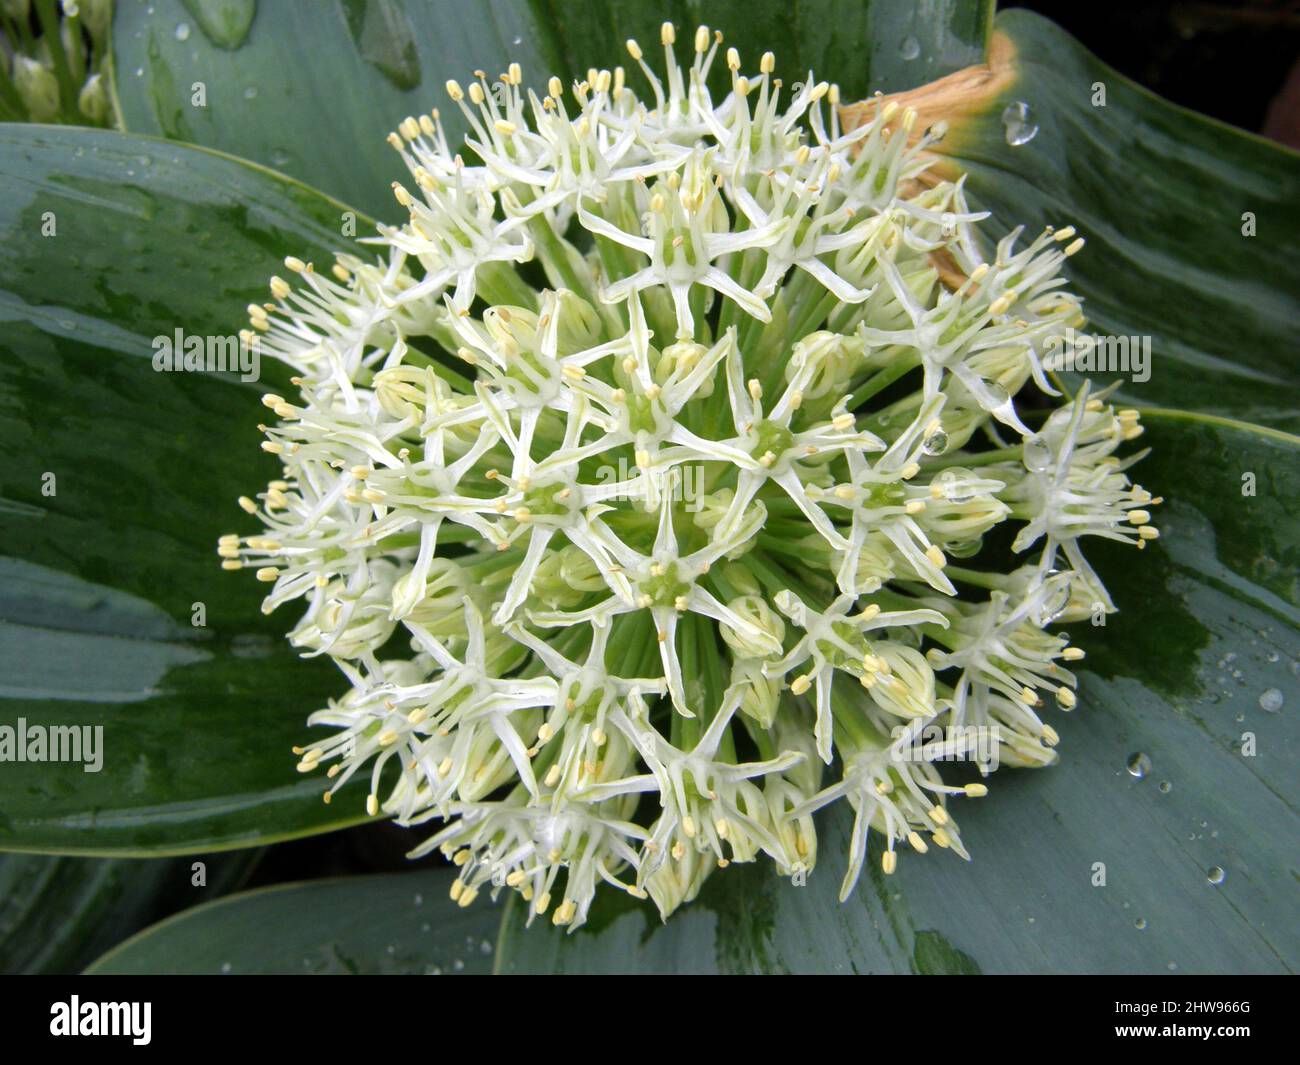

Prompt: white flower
xmin=226 ymin=24 xmax=1157 ymax=929
xmin=795 ymin=723 xmax=983 ymax=901
xmin=1004 ymin=383 xmax=1160 ymax=609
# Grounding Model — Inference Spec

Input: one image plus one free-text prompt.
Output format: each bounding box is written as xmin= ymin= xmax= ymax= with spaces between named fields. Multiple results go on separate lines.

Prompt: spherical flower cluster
xmin=221 ymin=24 xmax=1159 ymax=929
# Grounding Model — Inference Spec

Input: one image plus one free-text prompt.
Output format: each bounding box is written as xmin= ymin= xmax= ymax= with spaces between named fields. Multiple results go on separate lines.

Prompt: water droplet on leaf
xmin=1258 ymin=687 xmax=1283 ymax=713
xmin=1002 ymin=101 xmax=1039 ymax=146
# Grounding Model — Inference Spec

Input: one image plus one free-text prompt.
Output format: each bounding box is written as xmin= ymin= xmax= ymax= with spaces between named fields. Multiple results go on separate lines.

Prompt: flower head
xmin=224 ymin=24 xmax=1157 ymax=930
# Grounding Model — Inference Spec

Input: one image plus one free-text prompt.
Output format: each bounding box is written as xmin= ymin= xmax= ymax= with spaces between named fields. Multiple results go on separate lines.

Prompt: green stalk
xmin=33 ymin=0 xmax=79 ymax=121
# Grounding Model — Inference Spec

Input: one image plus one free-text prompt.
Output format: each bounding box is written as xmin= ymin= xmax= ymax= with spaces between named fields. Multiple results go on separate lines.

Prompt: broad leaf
xmin=0 ymin=126 xmax=374 ymax=853
xmin=111 ymin=0 xmax=561 ymax=220
xmin=86 ymin=865 xmax=500 ymax=974
xmin=0 ymin=850 xmax=258 ymax=973
xmin=496 ymin=412 xmax=1299 ymax=974
xmin=111 ymin=0 xmax=992 ymax=219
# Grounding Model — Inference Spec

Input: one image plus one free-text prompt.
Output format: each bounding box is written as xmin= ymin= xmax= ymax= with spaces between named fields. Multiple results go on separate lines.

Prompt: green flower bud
xmin=80 ymin=0 xmax=113 ymax=42
xmin=719 ymin=594 xmax=785 ymax=659
xmin=14 ymin=56 xmax=61 ymax=123
xmin=77 ymin=72 xmax=108 ymax=124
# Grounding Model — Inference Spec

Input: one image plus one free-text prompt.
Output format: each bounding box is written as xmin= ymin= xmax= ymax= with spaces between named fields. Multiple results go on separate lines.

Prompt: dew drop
xmin=1022 ymin=434 xmax=1053 ymax=473
xmin=1158 ymin=780 xmax=1172 ymax=794
xmin=921 ymin=428 xmax=949 ymax=456
xmin=983 ymin=380 xmax=1010 ymax=407
xmin=1134 ymin=917 xmax=1147 ymax=930
xmin=244 ymin=86 xmax=258 ymax=100
xmin=935 ymin=467 xmax=975 ymax=504
xmin=270 ymin=148 xmax=291 ymax=167
xmin=1266 ymin=651 xmax=1279 ymax=663
xmin=943 ymin=537 xmax=982 ymax=559
xmin=1258 ymin=687 xmax=1283 ymax=713
xmin=1125 ymin=752 xmax=1151 ymax=779
xmin=220 ymin=961 xmax=232 ymax=973
xmin=1001 ymin=101 xmax=1039 ymax=146
xmin=1034 ymin=570 xmax=1073 ymax=625
xmin=175 ymin=22 xmax=191 ymax=41
xmin=899 ymin=35 xmax=921 ymax=61
xmin=1206 ymin=866 xmax=1226 ymax=886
